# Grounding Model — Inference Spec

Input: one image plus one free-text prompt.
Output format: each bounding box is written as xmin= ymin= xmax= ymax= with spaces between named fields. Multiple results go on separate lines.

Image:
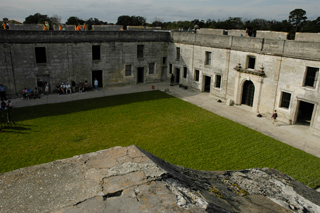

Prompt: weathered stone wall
xmin=92 ymin=25 xmax=123 ymax=31
xmin=197 ymin=28 xmax=224 ymax=35
xmin=256 ymin=30 xmax=288 ymax=40
xmin=295 ymin=32 xmax=320 ymax=42
xmin=6 ymin=23 xmax=43 ymax=30
xmin=0 ymin=31 xmax=170 ymax=98
xmin=226 ymin=29 xmax=246 ymax=37
xmin=169 ymin=31 xmax=320 ymax=135
xmin=127 ymin=26 xmax=161 ymax=31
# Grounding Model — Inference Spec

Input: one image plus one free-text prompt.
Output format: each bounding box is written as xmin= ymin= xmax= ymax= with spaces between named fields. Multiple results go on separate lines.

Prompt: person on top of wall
xmin=59 ymin=25 xmax=62 ymax=30
xmin=83 ymin=23 xmax=87 ymax=31
xmin=43 ymin=23 xmax=48 ymax=31
xmin=2 ymin=22 xmax=9 ymax=30
xmin=45 ymin=21 xmax=50 ymax=30
xmin=75 ymin=24 xmax=81 ymax=31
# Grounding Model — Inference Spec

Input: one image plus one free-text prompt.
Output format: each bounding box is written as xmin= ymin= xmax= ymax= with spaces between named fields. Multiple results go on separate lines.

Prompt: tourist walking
xmin=271 ymin=110 xmax=278 ymax=125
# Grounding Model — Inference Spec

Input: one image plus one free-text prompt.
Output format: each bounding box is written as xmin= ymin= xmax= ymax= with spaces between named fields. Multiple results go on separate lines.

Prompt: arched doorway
xmin=241 ymin=80 xmax=255 ymax=107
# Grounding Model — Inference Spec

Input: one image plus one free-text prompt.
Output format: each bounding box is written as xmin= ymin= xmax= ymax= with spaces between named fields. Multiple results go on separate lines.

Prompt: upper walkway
xmin=8 ymin=82 xmax=320 ymax=158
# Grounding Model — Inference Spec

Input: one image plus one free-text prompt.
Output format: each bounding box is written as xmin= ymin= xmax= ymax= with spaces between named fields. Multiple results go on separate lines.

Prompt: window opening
xmin=137 ymin=45 xmax=144 ymax=58
xmin=247 ymin=56 xmax=255 ymax=69
xmin=125 ymin=65 xmax=132 ymax=76
xmin=205 ymin=51 xmax=211 ymax=65
xmin=304 ymin=67 xmax=319 ymax=88
xmin=183 ymin=67 xmax=187 ymax=78
xmin=35 ymin=47 xmax=47 ymax=63
xmin=92 ymin=45 xmax=101 ymax=60
xmin=149 ymin=63 xmax=155 ymax=74
xmin=215 ymin=75 xmax=221 ymax=88
xmin=195 ymin=70 xmax=200 ymax=82
xmin=280 ymin=92 xmax=291 ymax=108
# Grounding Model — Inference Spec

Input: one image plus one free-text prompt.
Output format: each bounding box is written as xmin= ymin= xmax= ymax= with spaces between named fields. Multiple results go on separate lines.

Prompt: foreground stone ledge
xmin=0 ymin=145 xmax=320 ymax=212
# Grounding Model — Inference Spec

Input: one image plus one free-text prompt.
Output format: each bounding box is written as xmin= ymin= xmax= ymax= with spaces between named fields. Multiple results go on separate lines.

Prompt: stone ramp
xmin=1 ymin=145 xmax=320 ymax=212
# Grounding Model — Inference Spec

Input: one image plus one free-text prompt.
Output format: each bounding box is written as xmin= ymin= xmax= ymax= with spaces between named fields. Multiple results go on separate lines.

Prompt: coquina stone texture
xmin=0 ymin=145 xmax=320 ymax=212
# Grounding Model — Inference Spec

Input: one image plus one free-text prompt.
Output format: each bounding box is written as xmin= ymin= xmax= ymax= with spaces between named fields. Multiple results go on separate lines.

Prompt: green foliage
xmin=66 ymin=16 xmax=84 ymax=25
xmin=23 ymin=13 xmax=50 ymax=24
xmin=1 ymin=91 xmax=320 ymax=189
xmin=116 ymin=15 xmax=146 ymax=29
xmin=289 ymin=8 xmax=307 ymax=32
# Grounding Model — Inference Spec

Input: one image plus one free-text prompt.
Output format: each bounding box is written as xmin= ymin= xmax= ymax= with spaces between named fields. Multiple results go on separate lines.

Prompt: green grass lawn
xmin=1 ymin=91 xmax=320 ymax=188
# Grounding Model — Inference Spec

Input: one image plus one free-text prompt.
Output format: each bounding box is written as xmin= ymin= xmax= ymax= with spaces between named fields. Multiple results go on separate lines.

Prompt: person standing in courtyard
xmin=94 ymin=78 xmax=98 ymax=91
xmin=271 ymin=110 xmax=278 ymax=125
xmin=0 ymin=84 xmax=6 ymax=101
xmin=170 ymin=74 xmax=175 ymax=86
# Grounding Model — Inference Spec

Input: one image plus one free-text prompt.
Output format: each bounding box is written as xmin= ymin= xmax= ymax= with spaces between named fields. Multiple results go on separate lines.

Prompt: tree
xmin=289 ymin=9 xmax=307 ymax=32
xmin=116 ymin=15 xmax=146 ymax=29
xmin=302 ymin=17 xmax=320 ymax=32
xmin=66 ymin=16 xmax=84 ymax=25
xmin=151 ymin=17 xmax=164 ymax=27
xmin=24 ymin=13 xmax=49 ymax=24
xmin=50 ymin=14 xmax=61 ymax=25
xmin=86 ymin=18 xmax=107 ymax=30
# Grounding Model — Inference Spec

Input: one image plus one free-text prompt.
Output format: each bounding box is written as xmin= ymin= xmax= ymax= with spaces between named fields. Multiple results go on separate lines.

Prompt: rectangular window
xmin=176 ymin=47 xmax=180 ymax=60
xmin=149 ymin=63 xmax=155 ymax=74
xmin=215 ymin=75 xmax=222 ymax=88
xmin=169 ymin=64 xmax=172 ymax=74
xmin=280 ymin=92 xmax=291 ymax=108
xmin=163 ymin=57 xmax=167 ymax=64
xmin=183 ymin=67 xmax=187 ymax=78
xmin=304 ymin=67 xmax=319 ymax=88
xmin=247 ymin=56 xmax=255 ymax=69
xmin=92 ymin=45 xmax=101 ymax=60
xmin=125 ymin=65 xmax=132 ymax=76
xmin=205 ymin=51 xmax=211 ymax=65
xmin=35 ymin=47 xmax=47 ymax=63
xmin=194 ymin=70 xmax=200 ymax=82
xmin=137 ymin=45 xmax=144 ymax=58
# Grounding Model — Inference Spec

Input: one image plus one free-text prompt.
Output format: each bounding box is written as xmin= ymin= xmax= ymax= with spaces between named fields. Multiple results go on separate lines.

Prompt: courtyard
xmin=1 ymin=82 xmax=320 ymax=189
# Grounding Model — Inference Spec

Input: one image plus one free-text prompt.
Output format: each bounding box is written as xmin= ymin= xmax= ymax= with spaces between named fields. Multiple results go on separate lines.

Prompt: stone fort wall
xmin=1 ymin=30 xmax=320 ymax=135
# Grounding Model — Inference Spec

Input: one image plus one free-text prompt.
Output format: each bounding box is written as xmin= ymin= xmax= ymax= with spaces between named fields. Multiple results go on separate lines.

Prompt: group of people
xmin=21 ymin=79 xmax=49 ymax=100
xmin=43 ymin=23 xmax=87 ymax=31
xmin=1 ymin=100 xmax=12 ymax=110
xmin=75 ymin=23 xmax=87 ymax=31
xmin=55 ymin=79 xmax=98 ymax=95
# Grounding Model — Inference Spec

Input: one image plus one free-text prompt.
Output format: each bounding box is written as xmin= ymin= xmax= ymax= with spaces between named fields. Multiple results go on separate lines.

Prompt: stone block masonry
xmin=0 ymin=145 xmax=319 ymax=212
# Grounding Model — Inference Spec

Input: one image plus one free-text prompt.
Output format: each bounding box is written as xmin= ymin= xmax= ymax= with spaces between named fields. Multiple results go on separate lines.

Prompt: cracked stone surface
xmin=1 ymin=145 xmax=320 ymax=212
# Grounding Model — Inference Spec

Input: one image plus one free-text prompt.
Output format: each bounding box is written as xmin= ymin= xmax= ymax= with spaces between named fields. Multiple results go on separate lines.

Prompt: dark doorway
xmin=175 ymin=68 xmax=180 ymax=84
xmin=296 ymin=101 xmax=314 ymax=126
xmin=137 ymin=67 xmax=144 ymax=83
xmin=241 ymin=80 xmax=255 ymax=107
xmin=36 ymin=75 xmax=50 ymax=93
xmin=92 ymin=70 xmax=103 ymax=88
xmin=161 ymin=67 xmax=167 ymax=81
xmin=204 ymin=76 xmax=211 ymax=92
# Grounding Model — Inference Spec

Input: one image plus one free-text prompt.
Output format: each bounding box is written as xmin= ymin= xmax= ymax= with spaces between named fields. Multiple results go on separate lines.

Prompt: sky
xmin=1 ymin=0 xmax=319 ymax=24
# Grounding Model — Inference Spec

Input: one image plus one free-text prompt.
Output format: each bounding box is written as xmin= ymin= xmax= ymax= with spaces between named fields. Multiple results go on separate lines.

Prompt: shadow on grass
xmin=1 ymin=124 xmax=32 ymax=134
xmin=10 ymin=91 xmax=175 ymax=122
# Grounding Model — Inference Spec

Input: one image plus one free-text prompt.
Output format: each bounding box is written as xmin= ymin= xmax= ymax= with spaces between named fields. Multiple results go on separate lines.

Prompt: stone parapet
xmin=1 ymin=145 xmax=319 ymax=212
xmin=0 ymin=30 xmax=171 ymax=43
xmin=295 ymin=32 xmax=320 ymax=42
